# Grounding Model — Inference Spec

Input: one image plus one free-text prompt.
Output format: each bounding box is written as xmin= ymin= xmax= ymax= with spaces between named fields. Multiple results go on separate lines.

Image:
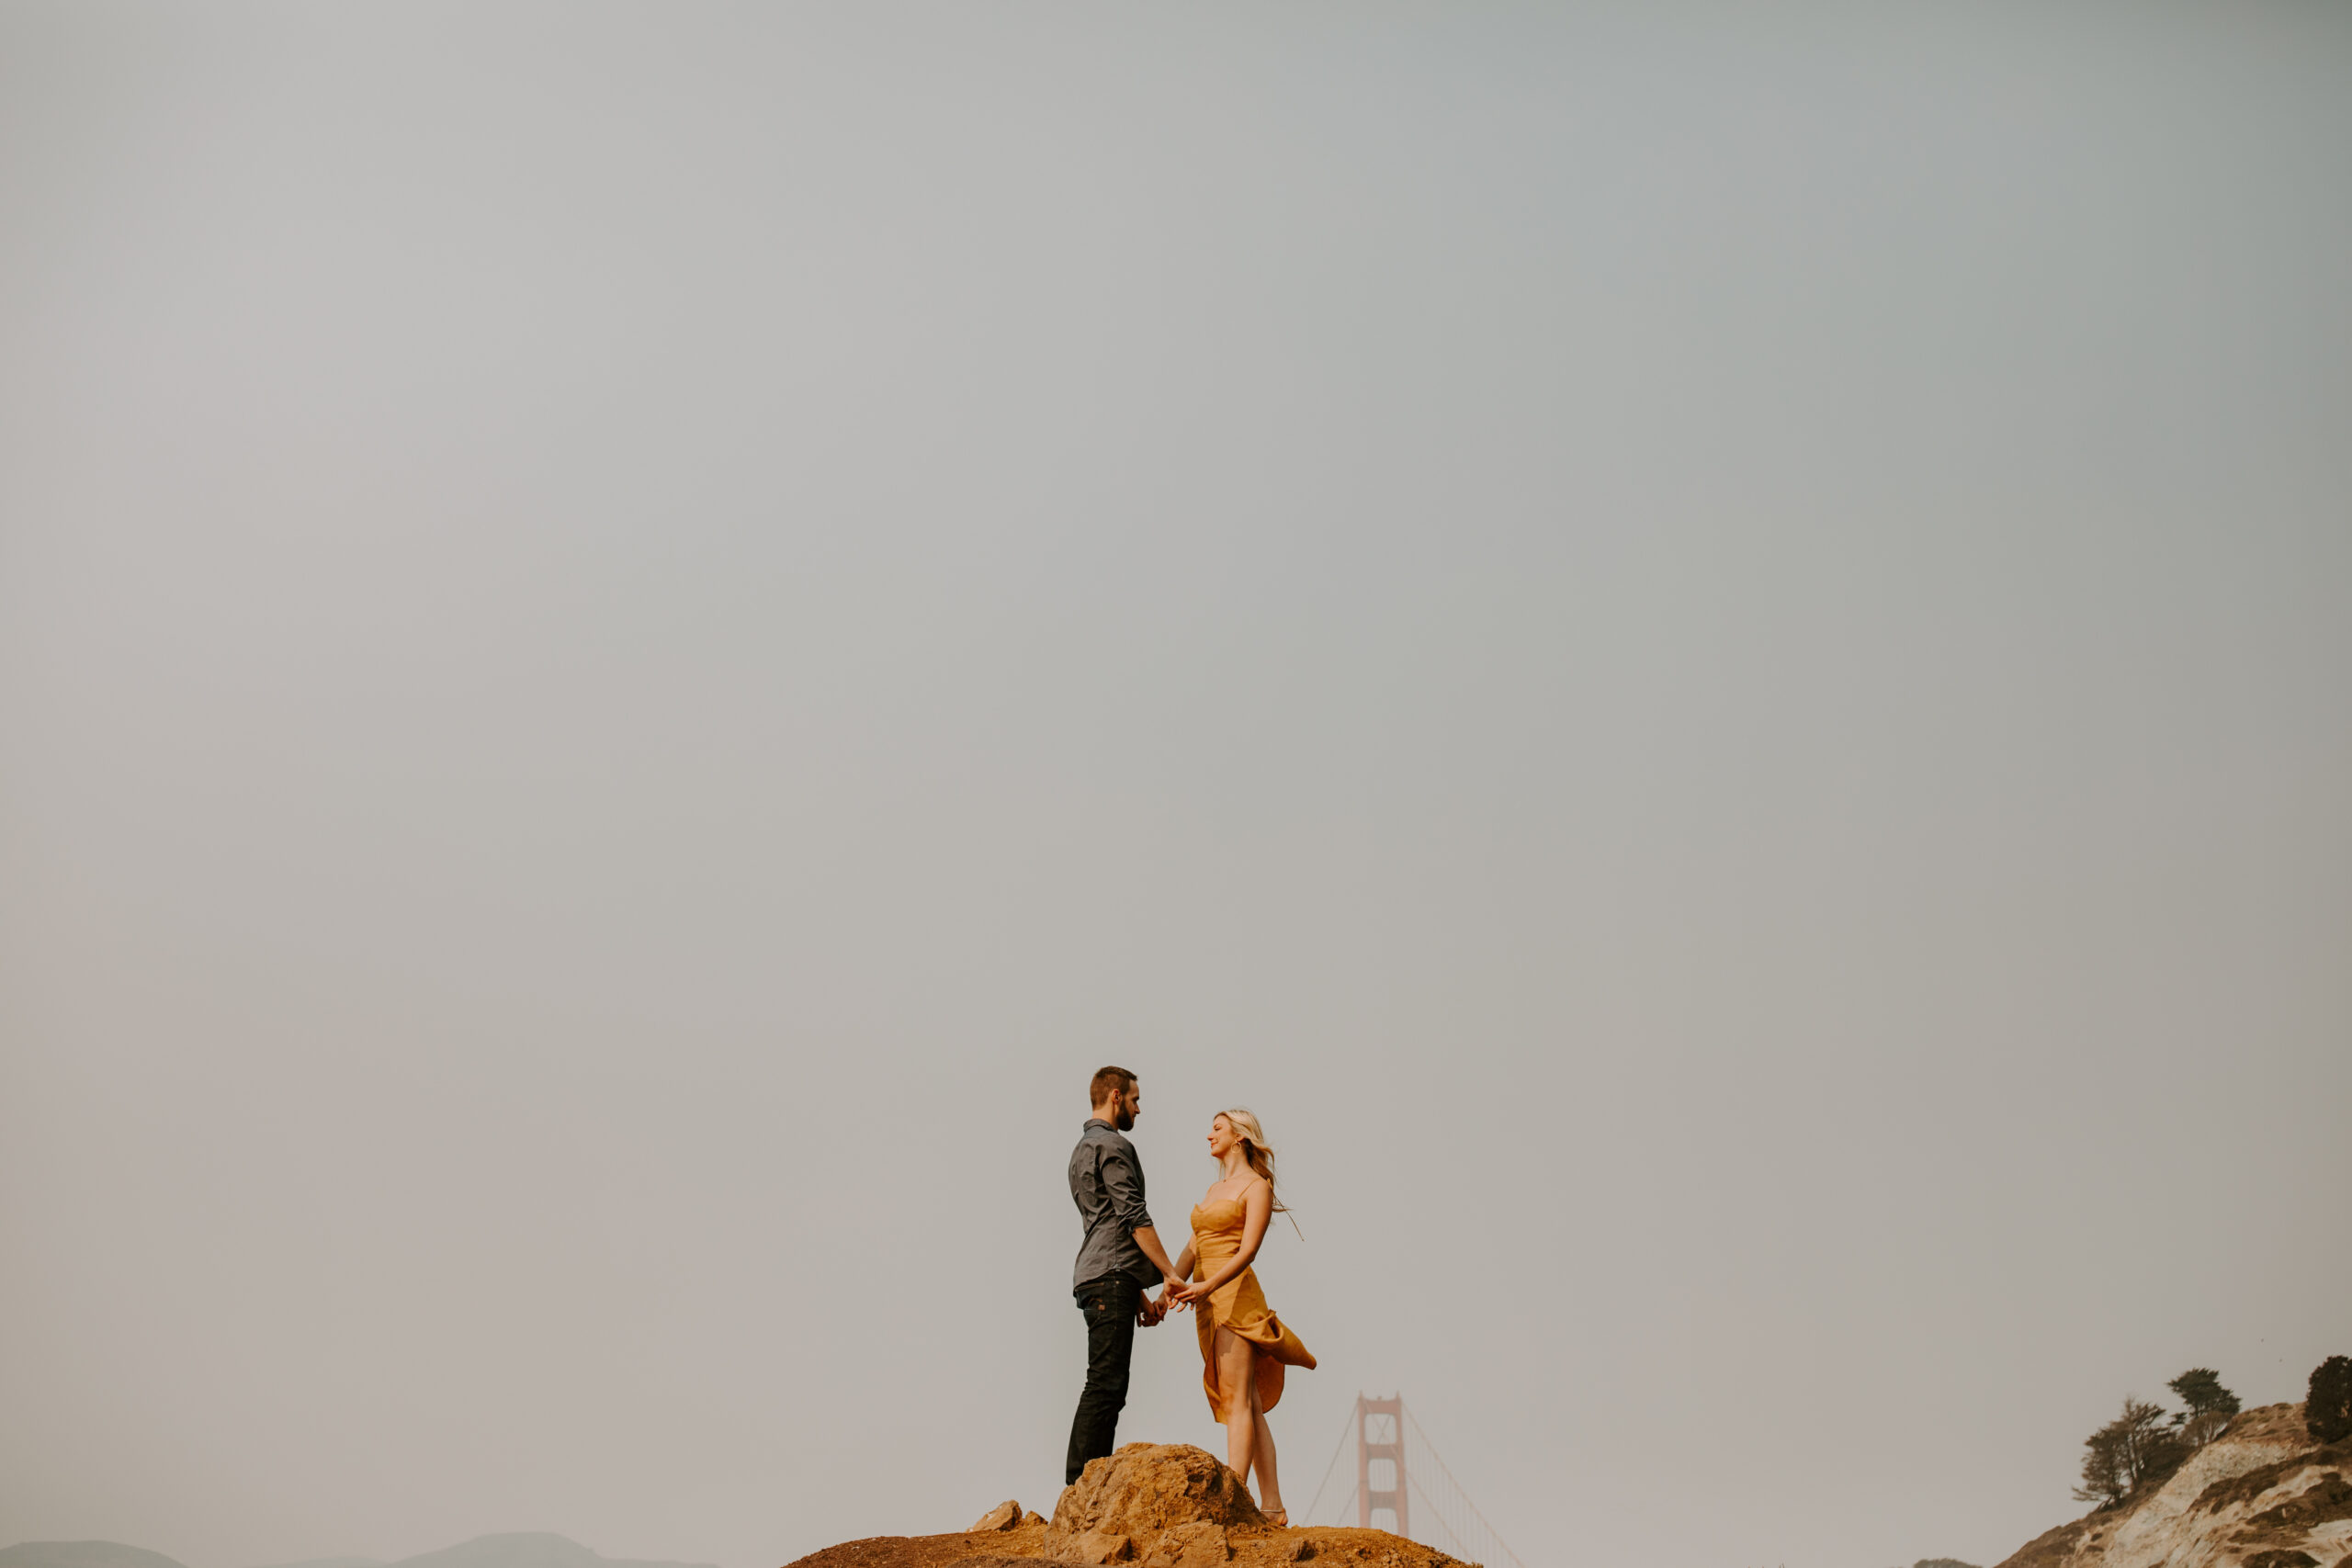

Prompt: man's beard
xmin=1114 ymin=1105 xmax=1136 ymax=1131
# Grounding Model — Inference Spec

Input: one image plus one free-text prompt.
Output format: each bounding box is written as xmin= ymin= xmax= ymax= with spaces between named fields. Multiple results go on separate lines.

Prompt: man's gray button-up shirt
xmin=1069 ymin=1118 xmax=1156 ymax=1290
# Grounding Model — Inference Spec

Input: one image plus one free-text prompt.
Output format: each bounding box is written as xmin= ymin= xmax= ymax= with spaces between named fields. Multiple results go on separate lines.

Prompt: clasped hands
xmin=1137 ymin=1274 xmax=1211 ymax=1326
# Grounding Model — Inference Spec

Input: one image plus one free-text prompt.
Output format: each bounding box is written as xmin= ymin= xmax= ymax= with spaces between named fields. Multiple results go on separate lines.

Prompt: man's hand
xmin=1136 ymin=1292 xmax=1167 ymax=1327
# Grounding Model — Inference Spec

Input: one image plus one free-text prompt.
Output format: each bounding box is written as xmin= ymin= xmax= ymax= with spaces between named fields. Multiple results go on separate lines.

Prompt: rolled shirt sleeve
xmin=1101 ymin=1145 xmax=1154 ymax=1235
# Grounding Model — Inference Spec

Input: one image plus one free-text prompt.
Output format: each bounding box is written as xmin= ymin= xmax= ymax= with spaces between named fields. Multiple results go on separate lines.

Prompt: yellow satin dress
xmin=1190 ymin=1194 xmax=1316 ymax=1422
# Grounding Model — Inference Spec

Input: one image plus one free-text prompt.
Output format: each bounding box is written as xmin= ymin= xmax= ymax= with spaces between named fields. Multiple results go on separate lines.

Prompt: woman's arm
xmin=1173 ymin=1184 xmax=1272 ymax=1301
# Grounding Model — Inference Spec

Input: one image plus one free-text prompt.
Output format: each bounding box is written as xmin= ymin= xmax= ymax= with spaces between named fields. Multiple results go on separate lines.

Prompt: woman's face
xmin=1207 ymin=1114 xmax=1236 ymax=1160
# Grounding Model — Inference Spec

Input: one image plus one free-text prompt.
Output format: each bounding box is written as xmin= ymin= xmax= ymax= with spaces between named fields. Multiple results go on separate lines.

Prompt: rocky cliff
xmin=1996 ymin=1404 xmax=2352 ymax=1568
xmin=781 ymin=1445 xmax=1468 ymax=1568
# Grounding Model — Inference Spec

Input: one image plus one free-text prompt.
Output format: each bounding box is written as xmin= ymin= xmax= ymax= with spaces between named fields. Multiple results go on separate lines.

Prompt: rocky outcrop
xmin=1994 ymin=1404 xmax=2352 ymax=1568
xmin=1046 ymin=1444 xmax=1267 ymax=1564
xmin=779 ymin=1439 xmax=1465 ymax=1568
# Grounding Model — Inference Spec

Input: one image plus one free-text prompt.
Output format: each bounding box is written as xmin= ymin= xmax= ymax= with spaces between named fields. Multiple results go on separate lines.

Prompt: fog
xmin=3 ymin=7 xmax=2347 ymax=1568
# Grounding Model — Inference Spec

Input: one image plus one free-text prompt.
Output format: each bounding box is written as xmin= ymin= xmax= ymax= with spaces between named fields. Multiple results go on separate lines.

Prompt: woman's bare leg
xmin=1215 ymin=1327 xmax=1258 ymax=1484
xmin=1250 ymin=1402 xmax=1283 ymax=1522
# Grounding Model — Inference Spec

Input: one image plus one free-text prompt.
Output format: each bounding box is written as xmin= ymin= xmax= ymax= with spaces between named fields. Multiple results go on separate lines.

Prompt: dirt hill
xmin=1995 ymin=1404 xmax=2352 ymax=1568
xmin=781 ymin=1444 xmax=1470 ymax=1568
xmin=2 ymin=1535 xmax=712 ymax=1568
xmin=0 ymin=1544 xmax=194 ymax=1568
xmin=379 ymin=1535 xmax=712 ymax=1568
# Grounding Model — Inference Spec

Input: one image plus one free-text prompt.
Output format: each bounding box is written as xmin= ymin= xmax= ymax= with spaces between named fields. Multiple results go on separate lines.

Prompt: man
xmin=1066 ymin=1065 xmax=1185 ymax=1485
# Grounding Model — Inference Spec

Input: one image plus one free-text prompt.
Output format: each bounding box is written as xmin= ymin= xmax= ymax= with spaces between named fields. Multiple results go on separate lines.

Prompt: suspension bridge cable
xmin=1400 ymin=1407 xmax=1530 ymax=1568
xmin=1408 ymin=1473 xmax=1514 ymax=1568
xmin=1300 ymin=1416 xmax=1354 ymax=1527
xmin=1294 ymin=1396 xmax=1528 ymax=1566
xmin=1407 ymin=1475 xmax=1476 ymax=1562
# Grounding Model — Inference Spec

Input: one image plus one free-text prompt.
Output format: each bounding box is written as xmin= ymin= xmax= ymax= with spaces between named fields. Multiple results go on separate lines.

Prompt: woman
xmin=1168 ymin=1108 xmax=1316 ymax=1524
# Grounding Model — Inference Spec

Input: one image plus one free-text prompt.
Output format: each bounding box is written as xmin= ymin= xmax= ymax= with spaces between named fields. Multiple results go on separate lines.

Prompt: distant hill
xmin=378 ymin=1537 xmax=711 ymax=1568
xmin=1993 ymin=1402 xmax=2350 ymax=1568
xmin=6 ymin=1539 xmax=707 ymax=1568
xmin=1 ymin=1544 xmax=192 ymax=1568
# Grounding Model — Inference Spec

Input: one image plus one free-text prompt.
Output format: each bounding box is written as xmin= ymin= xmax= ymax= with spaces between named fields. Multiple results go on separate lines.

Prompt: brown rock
xmin=1023 ymin=1516 xmax=1046 ymax=1529
xmin=1283 ymin=1543 xmax=1315 ymax=1563
xmin=1051 ymin=1444 xmax=1268 ymax=1542
xmin=1143 ymin=1524 xmax=1228 ymax=1568
xmin=787 ymin=1537 xmax=1035 ymax=1568
xmin=781 ymin=1523 xmax=1458 ymax=1568
xmin=1051 ymin=1533 xmax=1134 ymax=1565
xmin=970 ymin=1503 xmax=1024 ymax=1534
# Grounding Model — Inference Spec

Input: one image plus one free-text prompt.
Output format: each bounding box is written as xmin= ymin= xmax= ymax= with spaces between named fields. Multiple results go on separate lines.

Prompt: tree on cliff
xmin=2309 ymin=1356 xmax=2352 ymax=1445
xmin=2166 ymin=1369 xmax=2243 ymax=1447
xmin=2074 ymin=1398 xmax=2189 ymax=1506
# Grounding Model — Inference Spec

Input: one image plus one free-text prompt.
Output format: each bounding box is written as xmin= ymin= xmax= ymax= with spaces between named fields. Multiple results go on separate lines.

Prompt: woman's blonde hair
xmin=1216 ymin=1107 xmax=1295 ymax=1226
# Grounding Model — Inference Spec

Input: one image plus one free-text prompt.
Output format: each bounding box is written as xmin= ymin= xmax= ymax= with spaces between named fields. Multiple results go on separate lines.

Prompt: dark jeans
xmin=1066 ymin=1272 xmax=1144 ymax=1484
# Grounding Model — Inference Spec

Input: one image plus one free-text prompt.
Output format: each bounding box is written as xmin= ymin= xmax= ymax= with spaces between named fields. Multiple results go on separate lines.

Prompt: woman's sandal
xmin=1264 ymin=1511 xmax=1289 ymax=1529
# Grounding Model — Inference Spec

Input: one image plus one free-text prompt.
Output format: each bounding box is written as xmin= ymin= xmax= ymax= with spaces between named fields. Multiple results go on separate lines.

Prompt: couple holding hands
xmin=1065 ymin=1066 xmax=1316 ymax=1524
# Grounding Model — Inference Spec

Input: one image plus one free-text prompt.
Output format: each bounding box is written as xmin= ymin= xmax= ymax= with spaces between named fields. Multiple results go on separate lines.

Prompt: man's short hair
xmin=1090 ymin=1066 xmax=1138 ymax=1107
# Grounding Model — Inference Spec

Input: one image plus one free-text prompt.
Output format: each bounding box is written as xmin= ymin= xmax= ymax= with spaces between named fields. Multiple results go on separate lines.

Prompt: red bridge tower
xmin=1354 ymin=1393 xmax=1408 ymax=1537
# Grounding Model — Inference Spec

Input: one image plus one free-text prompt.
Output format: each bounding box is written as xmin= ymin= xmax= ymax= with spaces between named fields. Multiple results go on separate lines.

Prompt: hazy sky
xmin=4 ymin=7 xmax=2347 ymax=1568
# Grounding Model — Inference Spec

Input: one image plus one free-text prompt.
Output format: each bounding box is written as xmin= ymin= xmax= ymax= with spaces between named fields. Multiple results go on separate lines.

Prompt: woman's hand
xmin=1169 ymin=1273 xmax=1217 ymax=1305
